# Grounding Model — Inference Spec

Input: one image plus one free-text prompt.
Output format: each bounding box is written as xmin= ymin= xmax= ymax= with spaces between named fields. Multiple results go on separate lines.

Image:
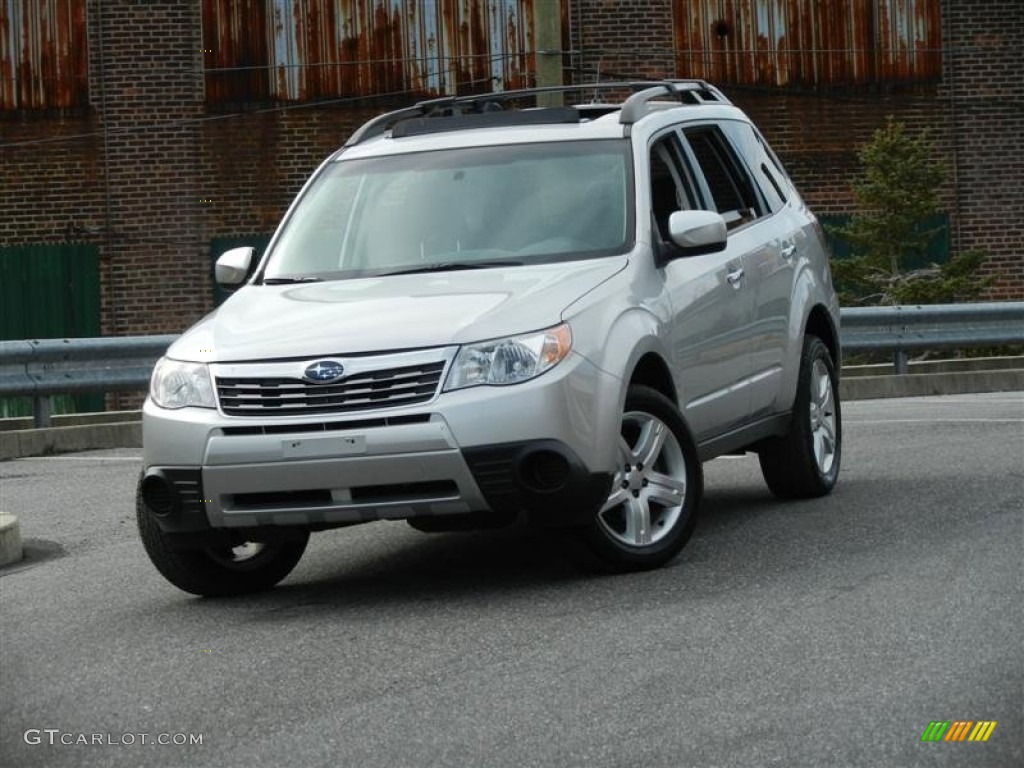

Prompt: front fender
xmin=565 ymin=295 xmax=676 ymax=471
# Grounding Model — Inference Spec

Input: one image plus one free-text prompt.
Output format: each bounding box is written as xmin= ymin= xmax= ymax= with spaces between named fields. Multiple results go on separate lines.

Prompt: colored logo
xmin=303 ymin=360 xmax=345 ymax=383
xmin=921 ymin=721 xmax=997 ymax=742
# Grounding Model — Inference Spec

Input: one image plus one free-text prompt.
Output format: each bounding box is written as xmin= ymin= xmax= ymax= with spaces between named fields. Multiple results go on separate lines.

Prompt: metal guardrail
xmin=0 ymin=336 xmax=176 ymax=428
xmin=841 ymin=301 xmax=1024 ymax=373
xmin=1 ymin=302 xmax=1022 ymax=428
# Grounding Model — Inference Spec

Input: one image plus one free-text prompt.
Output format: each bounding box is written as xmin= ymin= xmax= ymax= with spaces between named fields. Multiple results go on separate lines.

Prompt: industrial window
xmin=674 ymin=0 xmax=941 ymax=87
xmin=203 ymin=0 xmax=536 ymax=104
xmin=0 ymin=0 xmax=88 ymax=111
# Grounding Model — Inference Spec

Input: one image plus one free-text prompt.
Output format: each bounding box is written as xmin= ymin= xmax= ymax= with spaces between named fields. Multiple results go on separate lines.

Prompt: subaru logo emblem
xmin=303 ymin=360 xmax=345 ymax=383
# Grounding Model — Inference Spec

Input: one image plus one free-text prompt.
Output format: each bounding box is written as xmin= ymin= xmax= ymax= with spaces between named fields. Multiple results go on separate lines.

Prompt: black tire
xmin=758 ymin=334 xmax=842 ymax=499
xmin=136 ymin=491 xmax=308 ymax=597
xmin=578 ymin=385 xmax=703 ymax=572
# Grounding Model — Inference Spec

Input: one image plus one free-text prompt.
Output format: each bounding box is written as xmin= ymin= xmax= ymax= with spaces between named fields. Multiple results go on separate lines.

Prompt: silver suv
xmin=137 ymin=81 xmax=841 ymax=595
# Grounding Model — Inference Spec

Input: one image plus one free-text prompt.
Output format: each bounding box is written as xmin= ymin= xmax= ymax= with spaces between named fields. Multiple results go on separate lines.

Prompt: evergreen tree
xmin=830 ymin=119 xmax=989 ymax=305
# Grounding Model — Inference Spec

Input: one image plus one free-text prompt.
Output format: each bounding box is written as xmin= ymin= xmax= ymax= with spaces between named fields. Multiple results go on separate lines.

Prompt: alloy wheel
xmin=809 ymin=358 xmax=837 ymax=475
xmin=597 ymin=411 xmax=688 ymax=548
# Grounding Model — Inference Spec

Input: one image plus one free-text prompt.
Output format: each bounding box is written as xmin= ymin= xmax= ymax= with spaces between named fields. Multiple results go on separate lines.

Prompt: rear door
xmin=718 ymin=122 xmax=803 ymax=418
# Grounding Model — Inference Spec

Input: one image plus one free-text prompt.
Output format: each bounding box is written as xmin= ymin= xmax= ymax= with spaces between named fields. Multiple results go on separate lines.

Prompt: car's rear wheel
xmin=758 ymin=334 xmax=841 ymax=498
xmin=136 ymin=491 xmax=308 ymax=597
xmin=578 ymin=385 xmax=702 ymax=571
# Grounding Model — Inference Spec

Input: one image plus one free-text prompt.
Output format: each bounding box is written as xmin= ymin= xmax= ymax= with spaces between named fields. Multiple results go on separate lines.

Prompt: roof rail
xmin=343 ymin=80 xmax=730 ymax=148
xmin=618 ymin=80 xmax=729 ymax=124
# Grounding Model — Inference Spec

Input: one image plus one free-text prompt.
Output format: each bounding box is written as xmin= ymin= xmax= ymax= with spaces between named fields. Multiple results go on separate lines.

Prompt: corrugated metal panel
xmin=674 ymin=0 xmax=941 ymax=87
xmin=203 ymin=0 xmax=536 ymax=102
xmin=0 ymin=0 xmax=87 ymax=110
xmin=0 ymin=242 xmax=102 ymax=416
xmin=203 ymin=0 xmax=271 ymax=104
xmin=0 ymin=243 xmax=100 ymax=341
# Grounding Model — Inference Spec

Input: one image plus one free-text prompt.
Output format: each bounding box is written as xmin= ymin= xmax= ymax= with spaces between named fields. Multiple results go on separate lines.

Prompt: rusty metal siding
xmin=0 ymin=0 xmax=87 ymax=110
xmin=203 ymin=0 xmax=536 ymax=103
xmin=204 ymin=0 xmax=270 ymax=104
xmin=674 ymin=0 xmax=941 ymax=87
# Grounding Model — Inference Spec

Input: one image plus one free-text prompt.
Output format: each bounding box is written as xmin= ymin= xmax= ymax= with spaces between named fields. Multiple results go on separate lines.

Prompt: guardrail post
xmin=33 ymin=395 xmax=52 ymax=428
xmin=894 ymin=349 xmax=909 ymax=375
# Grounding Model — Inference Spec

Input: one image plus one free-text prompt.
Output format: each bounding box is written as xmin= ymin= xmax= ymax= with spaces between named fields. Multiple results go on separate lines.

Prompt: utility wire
xmin=8 ymin=43 xmax=1010 ymax=85
xmin=0 ymin=49 xmax=538 ymax=85
xmin=0 ymin=83 xmax=485 ymax=149
xmin=1 ymin=68 xmax=518 ymax=151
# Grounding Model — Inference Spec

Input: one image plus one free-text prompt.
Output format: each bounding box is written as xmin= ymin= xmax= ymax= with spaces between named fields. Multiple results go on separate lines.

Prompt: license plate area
xmin=281 ymin=434 xmax=366 ymax=459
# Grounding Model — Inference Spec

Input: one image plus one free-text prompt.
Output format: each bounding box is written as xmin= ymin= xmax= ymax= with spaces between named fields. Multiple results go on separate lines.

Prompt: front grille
xmin=216 ymin=362 xmax=445 ymax=417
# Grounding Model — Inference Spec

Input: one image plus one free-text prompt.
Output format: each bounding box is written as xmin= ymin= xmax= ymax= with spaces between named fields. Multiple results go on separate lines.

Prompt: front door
xmin=647 ymin=129 xmax=757 ymax=442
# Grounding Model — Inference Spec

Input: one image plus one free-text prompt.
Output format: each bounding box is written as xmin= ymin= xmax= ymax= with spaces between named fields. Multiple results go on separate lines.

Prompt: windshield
xmin=261 ymin=140 xmax=633 ymax=281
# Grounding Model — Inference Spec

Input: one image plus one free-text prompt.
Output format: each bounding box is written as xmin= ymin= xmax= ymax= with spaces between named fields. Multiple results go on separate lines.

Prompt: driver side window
xmin=649 ymin=133 xmax=698 ymax=244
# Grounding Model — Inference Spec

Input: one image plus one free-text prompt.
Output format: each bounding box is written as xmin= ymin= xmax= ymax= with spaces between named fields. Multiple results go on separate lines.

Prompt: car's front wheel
xmin=136 ymin=492 xmax=308 ymax=597
xmin=758 ymin=334 xmax=841 ymax=498
xmin=578 ymin=385 xmax=702 ymax=571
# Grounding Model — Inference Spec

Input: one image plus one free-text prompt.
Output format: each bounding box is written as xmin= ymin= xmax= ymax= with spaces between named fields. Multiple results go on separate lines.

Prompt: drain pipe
xmin=942 ymin=0 xmax=963 ymax=256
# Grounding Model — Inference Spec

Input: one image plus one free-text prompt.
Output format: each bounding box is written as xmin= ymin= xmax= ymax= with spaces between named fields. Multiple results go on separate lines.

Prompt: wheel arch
xmin=628 ymin=352 xmax=679 ymax=406
xmin=805 ymin=303 xmax=841 ymax=372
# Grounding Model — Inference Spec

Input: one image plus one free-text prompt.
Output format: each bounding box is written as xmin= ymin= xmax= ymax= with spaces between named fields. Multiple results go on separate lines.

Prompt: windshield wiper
xmin=377 ymin=260 xmax=524 ymax=277
xmin=262 ymin=276 xmax=324 ymax=285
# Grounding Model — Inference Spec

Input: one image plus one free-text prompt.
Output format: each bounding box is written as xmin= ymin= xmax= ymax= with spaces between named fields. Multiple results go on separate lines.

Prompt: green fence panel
xmin=210 ymin=234 xmax=274 ymax=306
xmin=0 ymin=243 xmax=102 ymax=417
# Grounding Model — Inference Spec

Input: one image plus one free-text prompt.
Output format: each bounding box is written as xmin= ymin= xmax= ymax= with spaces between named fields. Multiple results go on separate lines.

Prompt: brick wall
xmin=938 ymin=0 xmax=1024 ymax=298
xmin=0 ymin=0 xmax=1021 ymax=353
xmin=86 ymin=1 xmax=208 ymax=337
xmin=573 ymin=0 xmax=676 ymax=80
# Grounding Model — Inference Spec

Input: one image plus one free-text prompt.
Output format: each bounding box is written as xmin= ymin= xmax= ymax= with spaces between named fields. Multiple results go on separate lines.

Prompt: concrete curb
xmin=0 ymin=422 xmax=141 ymax=461
xmin=0 ymin=512 xmax=23 ymax=566
xmin=841 ymin=369 xmax=1024 ymax=400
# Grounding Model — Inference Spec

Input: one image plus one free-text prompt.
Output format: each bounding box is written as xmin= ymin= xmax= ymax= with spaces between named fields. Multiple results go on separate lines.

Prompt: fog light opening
xmin=141 ymin=472 xmax=177 ymax=516
xmin=518 ymin=450 xmax=571 ymax=493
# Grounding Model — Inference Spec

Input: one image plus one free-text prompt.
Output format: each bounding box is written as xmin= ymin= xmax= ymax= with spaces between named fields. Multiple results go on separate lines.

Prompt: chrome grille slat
xmin=218 ymin=380 xmax=436 ymax=401
xmin=216 ymin=361 xmax=445 ymax=417
xmin=218 ymin=384 xmax=437 ymax=402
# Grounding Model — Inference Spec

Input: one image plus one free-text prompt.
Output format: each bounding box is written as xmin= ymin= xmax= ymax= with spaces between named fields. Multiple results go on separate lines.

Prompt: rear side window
xmin=720 ymin=121 xmax=790 ymax=212
xmin=683 ymin=127 xmax=765 ymax=230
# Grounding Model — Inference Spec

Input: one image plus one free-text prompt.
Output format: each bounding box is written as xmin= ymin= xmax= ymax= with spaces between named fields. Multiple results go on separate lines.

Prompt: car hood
xmin=169 ymin=257 xmax=628 ymax=362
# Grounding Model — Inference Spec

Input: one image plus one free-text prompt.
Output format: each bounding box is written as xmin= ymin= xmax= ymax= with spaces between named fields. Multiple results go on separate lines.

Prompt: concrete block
xmin=0 ymin=513 xmax=23 ymax=566
xmin=0 ymin=422 xmax=142 ymax=460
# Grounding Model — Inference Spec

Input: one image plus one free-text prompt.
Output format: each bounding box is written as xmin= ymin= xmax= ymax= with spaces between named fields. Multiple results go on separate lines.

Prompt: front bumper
xmin=140 ymin=351 xmax=621 ymax=532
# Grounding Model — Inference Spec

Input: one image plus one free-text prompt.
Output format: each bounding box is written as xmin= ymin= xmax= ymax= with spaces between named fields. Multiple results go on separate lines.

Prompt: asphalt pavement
xmin=1 ymin=392 xmax=1021 ymax=768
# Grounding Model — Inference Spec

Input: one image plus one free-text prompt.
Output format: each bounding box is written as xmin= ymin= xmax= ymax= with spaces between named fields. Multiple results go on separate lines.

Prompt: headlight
xmin=149 ymin=358 xmax=216 ymax=409
xmin=445 ymin=323 xmax=572 ymax=391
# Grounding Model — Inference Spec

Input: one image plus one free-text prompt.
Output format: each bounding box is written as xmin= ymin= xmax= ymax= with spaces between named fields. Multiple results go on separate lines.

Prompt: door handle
xmin=781 ymin=244 xmax=797 ymax=261
xmin=726 ymin=268 xmax=745 ymax=288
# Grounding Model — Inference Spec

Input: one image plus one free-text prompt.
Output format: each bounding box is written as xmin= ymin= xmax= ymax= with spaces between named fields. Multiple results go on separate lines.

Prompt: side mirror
xmin=215 ymin=247 xmax=255 ymax=287
xmin=667 ymin=210 xmax=727 ymax=256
